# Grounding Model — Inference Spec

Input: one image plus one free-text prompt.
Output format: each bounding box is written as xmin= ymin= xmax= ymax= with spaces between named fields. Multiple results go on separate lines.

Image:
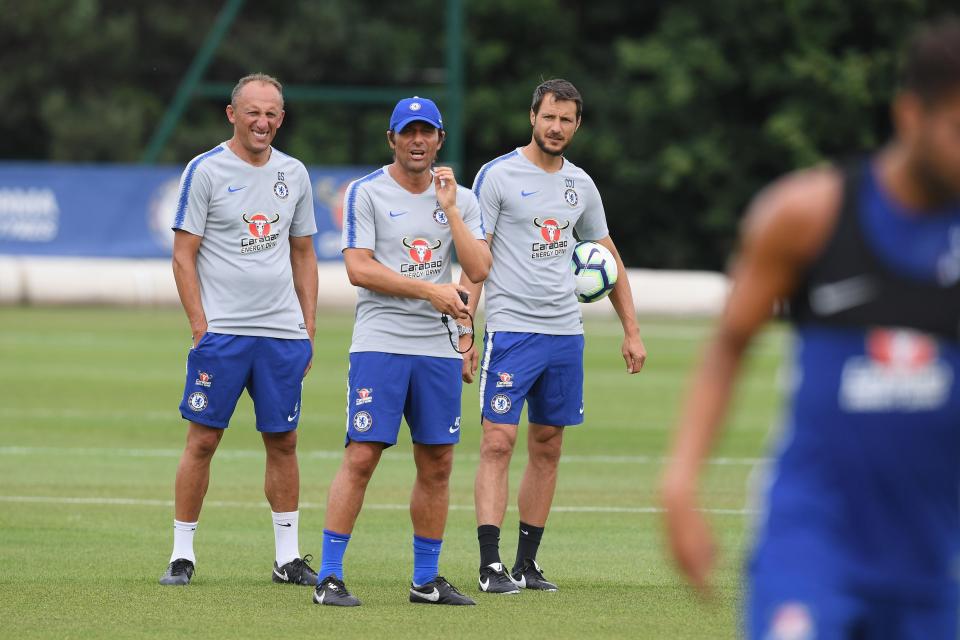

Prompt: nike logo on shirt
xmin=809 ymin=275 xmax=878 ymax=316
xmin=521 ymin=190 xmax=539 ymax=197
xmin=388 ymin=210 xmax=408 ymax=218
xmin=227 ymin=185 xmax=247 ymax=193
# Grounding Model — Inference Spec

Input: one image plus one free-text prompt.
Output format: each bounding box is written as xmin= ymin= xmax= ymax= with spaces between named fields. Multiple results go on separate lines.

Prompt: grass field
xmin=0 ymin=306 xmax=789 ymax=639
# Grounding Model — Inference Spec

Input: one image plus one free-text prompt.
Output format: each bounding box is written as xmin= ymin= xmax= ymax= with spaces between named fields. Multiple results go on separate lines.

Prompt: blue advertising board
xmin=0 ymin=163 xmax=375 ymax=260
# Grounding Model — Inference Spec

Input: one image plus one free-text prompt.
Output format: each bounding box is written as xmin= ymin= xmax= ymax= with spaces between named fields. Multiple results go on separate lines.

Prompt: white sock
xmin=171 ymin=519 xmax=198 ymax=564
xmin=272 ymin=510 xmax=300 ymax=566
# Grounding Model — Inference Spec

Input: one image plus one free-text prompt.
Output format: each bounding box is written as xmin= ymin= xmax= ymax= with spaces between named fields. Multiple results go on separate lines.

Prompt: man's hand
xmin=433 ymin=166 xmax=460 ymax=214
xmin=304 ymin=329 xmax=315 ymax=377
xmin=661 ymin=478 xmax=717 ymax=597
xmin=426 ymin=283 xmax=470 ymax=319
xmin=623 ymin=331 xmax=647 ymax=373
xmin=191 ymin=321 xmax=208 ymax=349
xmin=461 ymin=340 xmax=479 ymax=383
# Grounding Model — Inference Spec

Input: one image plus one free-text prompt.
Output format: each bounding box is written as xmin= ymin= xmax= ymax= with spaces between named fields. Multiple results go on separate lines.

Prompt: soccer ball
xmin=571 ymin=241 xmax=618 ymax=303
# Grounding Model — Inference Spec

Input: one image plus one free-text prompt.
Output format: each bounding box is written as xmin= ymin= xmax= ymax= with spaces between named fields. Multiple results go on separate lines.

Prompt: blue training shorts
xmin=179 ymin=333 xmax=312 ymax=432
xmin=345 ymin=352 xmax=462 ymax=447
xmin=478 ymin=331 xmax=585 ymax=427
xmin=749 ymin=564 xmax=958 ymax=639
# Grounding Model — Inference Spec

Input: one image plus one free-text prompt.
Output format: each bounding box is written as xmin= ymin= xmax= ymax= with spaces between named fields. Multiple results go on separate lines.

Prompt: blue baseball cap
xmin=389 ymin=96 xmax=443 ymax=132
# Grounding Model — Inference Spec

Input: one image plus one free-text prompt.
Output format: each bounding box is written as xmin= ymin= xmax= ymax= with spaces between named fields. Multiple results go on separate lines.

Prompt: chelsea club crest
xmin=433 ymin=202 xmax=448 ymax=225
xmin=564 ymin=177 xmax=578 ymax=207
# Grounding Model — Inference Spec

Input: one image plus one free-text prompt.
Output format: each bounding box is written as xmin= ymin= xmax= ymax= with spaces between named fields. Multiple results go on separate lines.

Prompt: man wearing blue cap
xmin=312 ymin=97 xmax=491 ymax=607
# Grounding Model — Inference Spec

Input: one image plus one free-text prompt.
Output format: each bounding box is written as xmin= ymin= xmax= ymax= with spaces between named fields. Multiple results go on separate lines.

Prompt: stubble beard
xmin=533 ymin=130 xmax=568 ymax=157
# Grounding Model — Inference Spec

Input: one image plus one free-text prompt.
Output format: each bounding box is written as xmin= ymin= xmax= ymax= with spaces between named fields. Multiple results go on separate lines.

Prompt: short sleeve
xmin=573 ymin=177 xmax=609 ymax=241
xmin=458 ymin=188 xmax=487 ymax=239
xmin=472 ymin=165 xmax=502 ymax=236
xmin=171 ymin=160 xmax=212 ymax=236
xmin=341 ymin=180 xmax=376 ymax=251
xmin=290 ymin=163 xmax=318 ymax=237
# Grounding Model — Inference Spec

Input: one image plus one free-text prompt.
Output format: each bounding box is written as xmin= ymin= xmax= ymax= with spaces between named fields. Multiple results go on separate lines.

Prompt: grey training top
xmin=172 ymin=142 xmax=317 ymax=339
xmin=473 ymin=148 xmax=609 ymax=334
xmin=342 ymin=166 xmax=486 ymax=358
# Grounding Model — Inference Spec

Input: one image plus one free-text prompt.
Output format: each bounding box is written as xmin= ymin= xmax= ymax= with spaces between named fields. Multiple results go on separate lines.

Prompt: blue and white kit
xmin=340 ymin=166 xmax=485 ymax=444
xmin=172 ymin=142 xmax=316 ymax=430
xmin=472 ymin=149 xmax=608 ymax=426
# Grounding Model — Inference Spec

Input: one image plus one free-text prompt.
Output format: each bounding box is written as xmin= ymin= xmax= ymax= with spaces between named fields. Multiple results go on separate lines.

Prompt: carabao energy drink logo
xmin=531 ymin=217 xmax=570 ymax=259
xmin=399 ymin=237 xmax=443 ymax=278
xmin=240 ymin=213 xmax=280 ymax=254
xmin=840 ymin=329 xmax=952 ymax=412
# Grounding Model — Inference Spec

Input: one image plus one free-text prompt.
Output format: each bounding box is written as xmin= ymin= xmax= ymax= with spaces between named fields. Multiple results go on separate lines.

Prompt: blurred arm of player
xmin=660 ymin=168 xmax=841 ymax=596
xmin=290 ymin=235 xmax=318 ymax=376
xmin=172 ymin=229 xmax=207 ymax=348
xmin=457 ymin=235 xmax=490 ymax=383
xmin=342 ymin=246 xmax=471 ymax=320
xmin=595 ymin=235 xmax=647 ymax=374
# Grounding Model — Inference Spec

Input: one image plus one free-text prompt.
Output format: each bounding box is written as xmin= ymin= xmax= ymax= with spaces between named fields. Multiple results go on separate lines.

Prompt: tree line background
xmin=2 ymin=0 xmax=955 ymax=269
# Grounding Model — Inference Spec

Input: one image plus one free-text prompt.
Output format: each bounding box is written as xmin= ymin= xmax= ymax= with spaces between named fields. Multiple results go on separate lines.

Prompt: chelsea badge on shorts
xmin=188 ymin=391 xmax=208 ymax=412
xmin=490 ymin=394 xmax=511 ymax=414
xmin=353 ymin=411 xmax=373 ymax=433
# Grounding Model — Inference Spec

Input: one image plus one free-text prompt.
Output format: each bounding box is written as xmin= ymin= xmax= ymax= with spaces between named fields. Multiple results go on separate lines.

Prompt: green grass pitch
xmin=0 ymin=306 xmax=788 ymax=639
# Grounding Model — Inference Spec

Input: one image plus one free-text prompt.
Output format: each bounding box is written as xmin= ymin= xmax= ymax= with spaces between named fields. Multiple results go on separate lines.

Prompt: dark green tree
xmin=0 ymin=0 xmax=955 ymax=268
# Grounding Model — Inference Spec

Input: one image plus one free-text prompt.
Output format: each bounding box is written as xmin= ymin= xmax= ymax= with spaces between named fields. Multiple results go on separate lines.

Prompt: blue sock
xmin=320 ymin=529 xmax=351 ymax=580
xmin=412 ymin=535 xmax=442 ymax=586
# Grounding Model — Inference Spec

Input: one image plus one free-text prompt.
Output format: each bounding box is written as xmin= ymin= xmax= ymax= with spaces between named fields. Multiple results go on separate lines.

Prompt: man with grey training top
xmin=160 ymin=73 xmax=319 ymax=588
xmin=460 ymin=78 xmax=647 ymax=595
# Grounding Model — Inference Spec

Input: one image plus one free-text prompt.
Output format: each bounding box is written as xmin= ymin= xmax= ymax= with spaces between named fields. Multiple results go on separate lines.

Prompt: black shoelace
xmin=170 ymin=558 xmax=193 ymax=574
xmin=324 ymin=576 xmax=347 ymax=591
xmin=433 ymin=577 xmax=462 ymax=595
xmin=294 ymin=554 xmax=314 ymax=569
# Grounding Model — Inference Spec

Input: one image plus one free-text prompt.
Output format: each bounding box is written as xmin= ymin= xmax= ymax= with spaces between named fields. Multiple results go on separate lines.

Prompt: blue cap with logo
xmin=389 ymin=96 xmax=444 ymax=132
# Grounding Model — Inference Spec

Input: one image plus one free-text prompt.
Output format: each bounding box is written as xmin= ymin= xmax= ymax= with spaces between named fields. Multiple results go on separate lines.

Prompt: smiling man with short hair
xmin=160 ymin=73 xmax=319 ymax=588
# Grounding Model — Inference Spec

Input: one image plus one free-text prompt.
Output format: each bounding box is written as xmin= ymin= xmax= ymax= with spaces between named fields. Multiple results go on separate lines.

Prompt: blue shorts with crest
xmin=478 ymin=331 xmax=584 ymax=427
xmin=345 ymin=352 xmax=462 ymax=447
xmin=179 ymin=333 xmax=311 ymax=433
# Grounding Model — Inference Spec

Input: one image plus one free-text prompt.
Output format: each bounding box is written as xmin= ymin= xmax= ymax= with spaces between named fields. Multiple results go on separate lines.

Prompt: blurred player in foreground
xmin=313 ymin=97 xmax=491 ymax=607
xmin=161 ymin=74 xmax=319 ymax=586
xmin=460 ymin=79 xmax=646 ymax=594
xmin=662 ymin=18 xmax=960 ymax=639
